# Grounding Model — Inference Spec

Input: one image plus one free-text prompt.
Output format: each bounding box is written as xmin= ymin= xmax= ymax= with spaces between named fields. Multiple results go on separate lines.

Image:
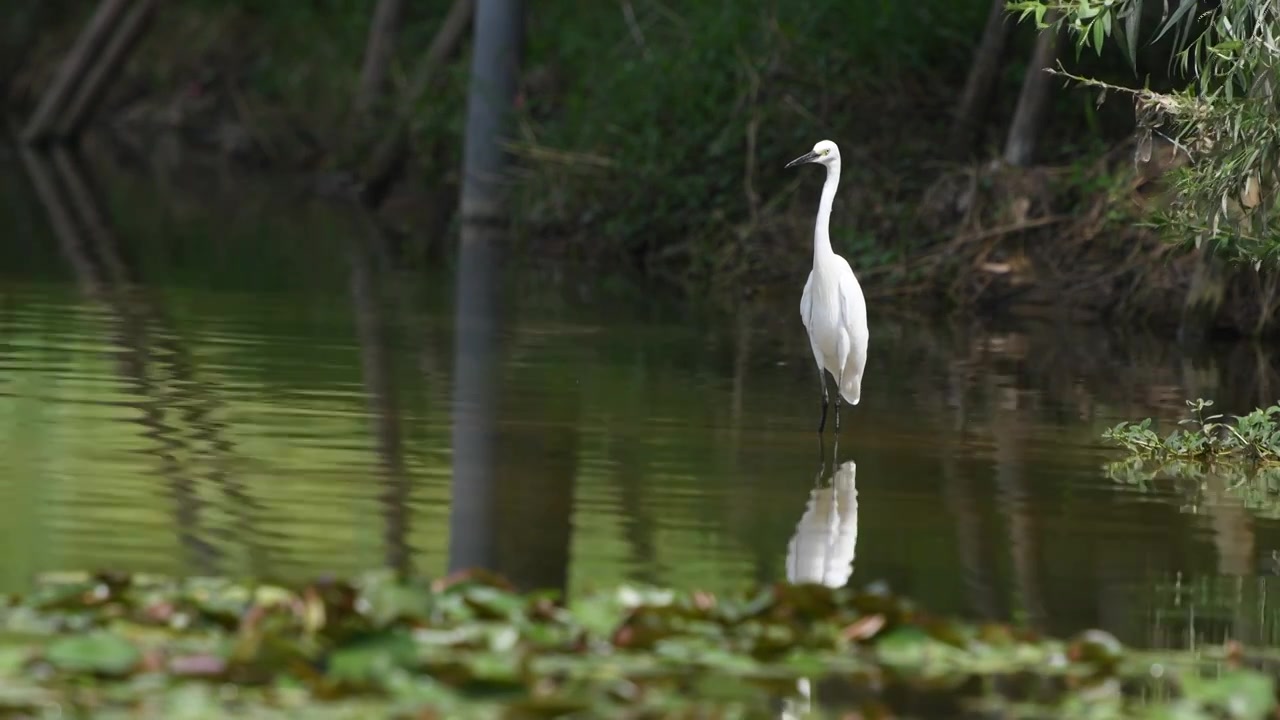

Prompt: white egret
xmin=786 ymin=140 xmax=868 ymax=434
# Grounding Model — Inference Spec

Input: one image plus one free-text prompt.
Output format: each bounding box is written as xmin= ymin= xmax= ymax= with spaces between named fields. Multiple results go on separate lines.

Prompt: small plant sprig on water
xmin=1102 ymin=398 xmax=1280 ymax=463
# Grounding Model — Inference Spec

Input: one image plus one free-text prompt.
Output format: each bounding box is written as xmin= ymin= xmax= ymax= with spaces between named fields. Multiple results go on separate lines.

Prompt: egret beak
xmin=785 ymin=150 xmax=820 ymax=168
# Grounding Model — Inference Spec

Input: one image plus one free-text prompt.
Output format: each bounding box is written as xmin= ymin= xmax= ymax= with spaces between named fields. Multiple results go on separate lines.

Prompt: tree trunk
xmin=359 ymin=0 xmax=474 ymax=208
xmin=23 ymin=0 xmax=131 ymax=142
xmin=951 ymin=0 xmax=1013 ymax=156
xmin=355 ymin=0 xmax=405 ymax=117
xmin=56 ymin=0 xmax=156 ymax=137
xmin=459 ymin=0 xmax=524 ymax=221
xmin=1003 ymin=17 xmax=1059 ymax=167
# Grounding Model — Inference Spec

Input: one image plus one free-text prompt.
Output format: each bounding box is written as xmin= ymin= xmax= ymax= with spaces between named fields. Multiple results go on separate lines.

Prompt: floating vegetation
xmin=0 ymin=569 xmax=1274 ymax=718
xmin=1102 ymin=400 xmax=1280 ymax=511
xmin=1104 ymin=399 xmax=1280 ymax=465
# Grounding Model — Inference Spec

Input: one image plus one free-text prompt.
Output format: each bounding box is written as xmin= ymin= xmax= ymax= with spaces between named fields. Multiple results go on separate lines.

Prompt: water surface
xmin=3 ymin=146 xmax=1280 ymax=656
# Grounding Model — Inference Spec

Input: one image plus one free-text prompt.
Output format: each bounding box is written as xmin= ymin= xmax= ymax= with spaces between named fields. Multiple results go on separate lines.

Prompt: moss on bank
xmin=1 ymin=569 xmax=1275 ymax=718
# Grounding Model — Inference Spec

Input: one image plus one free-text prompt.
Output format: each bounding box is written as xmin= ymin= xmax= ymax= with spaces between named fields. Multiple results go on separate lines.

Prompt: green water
xmin=3 ymin=146 xmax=1280 ymax=656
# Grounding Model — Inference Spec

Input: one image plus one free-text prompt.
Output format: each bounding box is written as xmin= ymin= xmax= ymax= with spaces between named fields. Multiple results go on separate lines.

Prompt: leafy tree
xmin=1007 ymin=0 xmax=1280 ymax=267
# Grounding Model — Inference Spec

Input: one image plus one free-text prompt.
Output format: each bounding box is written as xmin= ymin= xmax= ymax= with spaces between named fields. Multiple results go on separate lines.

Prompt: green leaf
xmin=1171 ymin=5 xmax=1197 ymax=75
xmin=874 ymin=626 xmax=936 ymax=669
xmin=1152 ymin=0 xmax=1198 ymax=45
xmin=1178 ymin=670 xmax=1276 ymax=718
xmin=1123 ymin=0 xmax=1142 ymax=72
xmin=1210 ymin=40 xmax=1243 ymax=57
xmin=360 ymin=580 xmax=430 ymax=627
xmin=0 ymin=646 xmax=30 ymax=675
xmin=44 ymin=631 xmax=140 ymax=677
xmin=463 ymin=651 xmax=523 ymax=682
xmin=327 ymin=631 xmax=417 ymax=685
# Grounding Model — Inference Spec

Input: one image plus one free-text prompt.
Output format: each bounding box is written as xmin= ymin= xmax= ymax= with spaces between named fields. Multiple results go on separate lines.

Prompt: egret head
xmin=785 ymin=140 xmax=840 ymax=170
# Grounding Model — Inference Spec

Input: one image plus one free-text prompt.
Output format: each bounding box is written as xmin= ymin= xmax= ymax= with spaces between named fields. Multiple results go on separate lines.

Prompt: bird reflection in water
xmin=785 ymin=460 xmax=859 ymax=588
xmin=780 ymin=449 xmax=859 ymax=719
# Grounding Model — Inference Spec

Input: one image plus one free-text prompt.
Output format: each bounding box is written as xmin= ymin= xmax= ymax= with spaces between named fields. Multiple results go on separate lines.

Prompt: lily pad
xmin=44 ymin=630 xmax=140 ymax=677
xmin=0 ymin=571 xmax=1276 ymax=717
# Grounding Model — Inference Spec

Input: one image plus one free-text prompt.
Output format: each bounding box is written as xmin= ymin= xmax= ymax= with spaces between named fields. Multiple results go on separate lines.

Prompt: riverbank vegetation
xmin=1010 ymin=0 xmax=1280 ymax=342
xmin=6 ymin=0 xmax=1280 ymax=338
xmin=1 ymin=569 xmax=1276 ymax=718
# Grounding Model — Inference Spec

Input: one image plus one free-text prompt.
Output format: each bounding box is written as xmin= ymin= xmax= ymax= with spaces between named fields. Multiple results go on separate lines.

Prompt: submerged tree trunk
xmin=993 ymin=407 xmax=1047 ymax=630
xmin=21 ymin=145 xmax=224 ymax=574
xmin=1003 ymin=17 xmax=1059 ymax=167
xmin=349 ymin=223 xmax=414 ymax=575
xmin=459 ymin=0 xmax=524 ymax=221
xmin=942 ymin=454 xmax=1003 ymax=620
xmin=493 ymin=421 xmax=578 ymax=593
xmin=447 ymin=224 xmax=503 ymax=573
xmin=951 ymin=0 xmax=1013 ymax=155
xmin=355 ymin=0 xmax=405 ymax=117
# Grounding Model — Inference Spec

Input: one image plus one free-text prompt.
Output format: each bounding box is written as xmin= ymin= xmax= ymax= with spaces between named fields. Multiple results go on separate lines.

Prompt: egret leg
xmin=816 ymin=371 xmax=830 ymax=434
xmin=815 ymin=432 xmax=826 ymax=480
xmin=833 ymin=369 xmax=844 ymax=435
xmin=833 ymin=336 xmax=850 ymax=437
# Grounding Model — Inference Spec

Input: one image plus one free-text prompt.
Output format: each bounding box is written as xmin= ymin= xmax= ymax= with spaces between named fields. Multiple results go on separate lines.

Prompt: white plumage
xmin=785 ymin=459 xmax=860 ymax=587
xmin=786 ymin=139 xmax=868 ymax=433
xmin=780 ymin=458 xmax=860 ymax=720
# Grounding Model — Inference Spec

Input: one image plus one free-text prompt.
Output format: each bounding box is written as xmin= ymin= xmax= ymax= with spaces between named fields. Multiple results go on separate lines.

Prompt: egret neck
xmin=813 ymin=159 xmax=840 ymax=264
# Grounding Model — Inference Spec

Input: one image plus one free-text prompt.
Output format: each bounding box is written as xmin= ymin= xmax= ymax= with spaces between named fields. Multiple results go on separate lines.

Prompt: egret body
xmin=786 ymin=140 xmax=868 ymax=434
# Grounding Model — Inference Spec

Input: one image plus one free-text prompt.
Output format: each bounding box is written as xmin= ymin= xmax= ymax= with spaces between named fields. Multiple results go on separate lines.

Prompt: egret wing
xmin=800 ymin=270 xmax=815 ymax=332
xmin=835 ymin=257 xmax=867 ymax=343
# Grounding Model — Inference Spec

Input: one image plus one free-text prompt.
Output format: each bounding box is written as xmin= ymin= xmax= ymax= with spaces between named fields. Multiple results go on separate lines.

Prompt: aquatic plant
xmin=0 ymin=569 xmax=1274 ymax=717
xmin=1104 ymin=398 xmax=1280 ymax=463
xmin=1103 ymin=398 xmax=1280 ymax=518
